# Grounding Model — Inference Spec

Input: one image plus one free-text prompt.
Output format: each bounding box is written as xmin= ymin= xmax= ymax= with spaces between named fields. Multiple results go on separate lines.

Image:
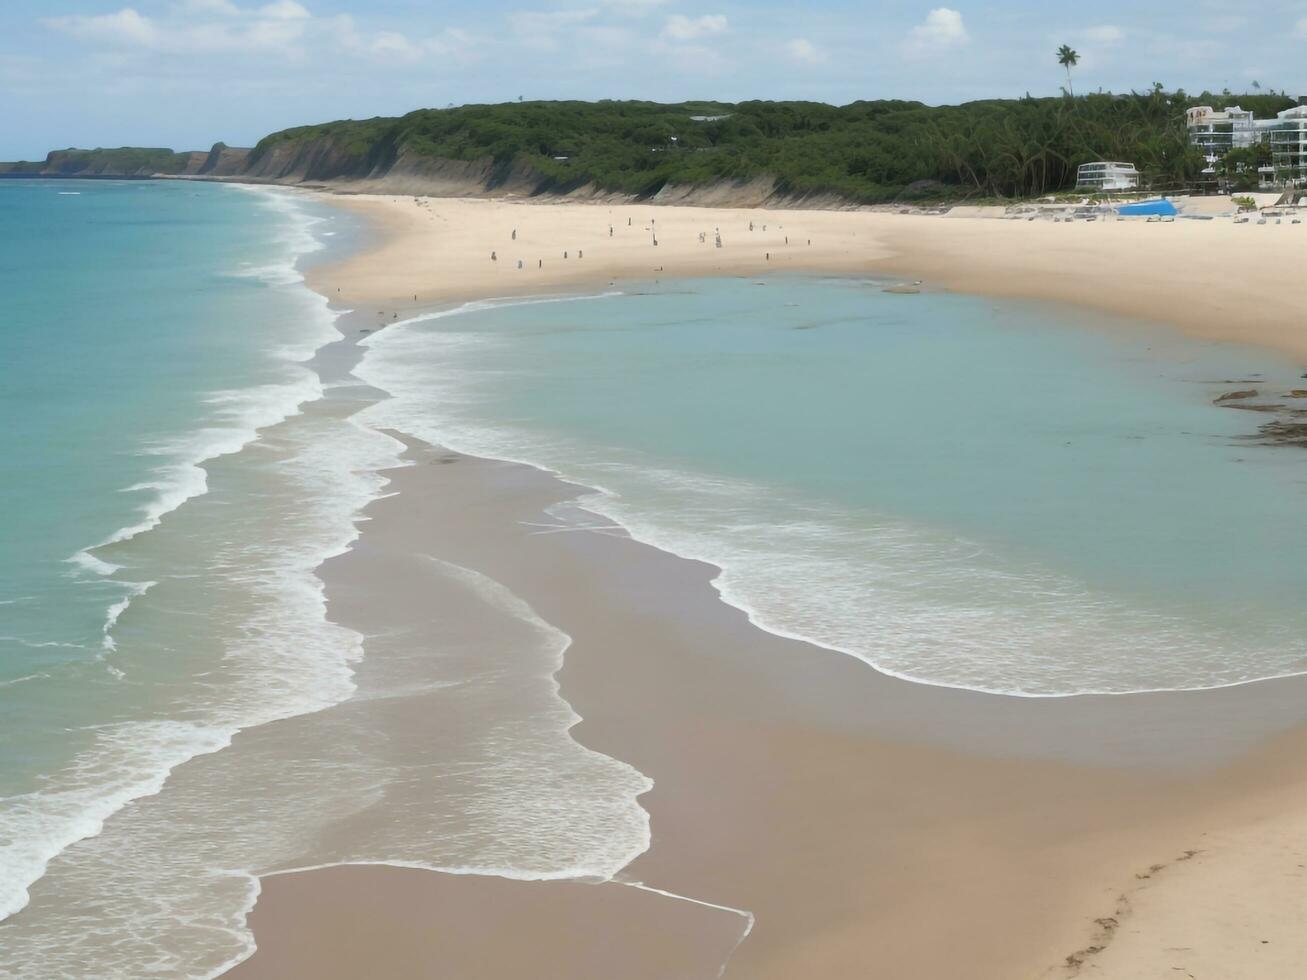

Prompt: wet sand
xmin=228 ymin=432 xmax=1307 ymax=980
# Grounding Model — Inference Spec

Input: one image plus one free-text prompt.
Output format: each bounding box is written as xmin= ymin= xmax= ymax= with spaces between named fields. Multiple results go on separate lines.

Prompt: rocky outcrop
xmin=191 ymin=143 xmax=251 ymax=176
xmin=1214 ymin=389 xmax=1259 ymax=403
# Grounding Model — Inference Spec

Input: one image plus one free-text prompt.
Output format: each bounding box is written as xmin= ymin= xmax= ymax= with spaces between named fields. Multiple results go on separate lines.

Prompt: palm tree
xmin=1057 ymin=45 xmax=1079 ymax=96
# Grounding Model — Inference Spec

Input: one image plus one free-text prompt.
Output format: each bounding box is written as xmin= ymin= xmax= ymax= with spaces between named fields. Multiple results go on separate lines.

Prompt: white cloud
xmin=43 ymin=2 xmax=478 ymax=64
xmin=604 ymin=0 xmax=669 ymax=15
xmin=903 ymin=7 xmax=968 ymax=55
xmin=258 ymin=0 xmax=310 ymax=19
xmin=174 ymin=0 xmax=241 ymax=14
xmin=426 ymin=27 xmax=480 ymax=58
xmin=44 ymin=9 xmax=161 ymax=47
xmin=786 ymin=38 xmax=822 ymax=64
xmin=365 ymin=31 xmax=422 ymax=61
xmin=509 ymin=8 xmax=600 ymax=35
xmin=1082 ymin=24 xmax=1123 ymax=44
xmin=1294 ymin=17 xmax=1307 ymax=39
xmin=1203 ymin=14 xmax=1247 ymax=33
xmin=662 ymin=13 xmax=727 ymax=40
xmin=579 ymin=25 xmax=635 ymax=46
xmin=322 ymin=13 xmax=479 ymax=63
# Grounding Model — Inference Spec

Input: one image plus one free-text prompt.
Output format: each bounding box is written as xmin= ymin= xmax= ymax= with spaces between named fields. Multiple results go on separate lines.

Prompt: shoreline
xmin=228 ymin=193 xmax=1307 ymax=979
xmin=310 ymin=192 xmax=1307 ymax=364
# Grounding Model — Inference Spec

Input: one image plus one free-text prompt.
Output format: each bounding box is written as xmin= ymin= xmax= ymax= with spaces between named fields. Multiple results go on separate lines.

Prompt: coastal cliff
xmin=1 ymin=91 xmax=1291 ymax=203
xmin=0 ymin=142 xmax=250 ymax=179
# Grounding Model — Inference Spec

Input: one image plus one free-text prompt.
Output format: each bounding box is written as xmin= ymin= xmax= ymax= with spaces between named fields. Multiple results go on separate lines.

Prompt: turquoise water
xmin=0 ymin=180 xmax=376 ymax=945
xmin=2 ymin=181 xmax=305 ymax=681
xmin=8 ymin=185 xmax=1307 ymax=976
xmin=0 ymin=183 xmax=651 ymax=978
xmin=359 ymin=279 xmax=1307 ymax=696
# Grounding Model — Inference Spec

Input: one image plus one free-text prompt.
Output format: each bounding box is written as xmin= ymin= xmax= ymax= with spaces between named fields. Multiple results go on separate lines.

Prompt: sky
xmin=2 ymin=0 xmax=1306 ymax=159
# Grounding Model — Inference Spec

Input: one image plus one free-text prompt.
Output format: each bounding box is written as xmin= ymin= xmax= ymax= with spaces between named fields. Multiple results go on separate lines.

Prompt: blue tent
xmin=1117 ymin=199 xmax=1178 ymax=217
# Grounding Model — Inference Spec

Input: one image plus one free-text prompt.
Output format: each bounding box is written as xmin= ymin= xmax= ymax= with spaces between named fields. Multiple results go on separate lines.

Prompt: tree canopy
xmin=250 ymin=91 xmax=1294 ymax=202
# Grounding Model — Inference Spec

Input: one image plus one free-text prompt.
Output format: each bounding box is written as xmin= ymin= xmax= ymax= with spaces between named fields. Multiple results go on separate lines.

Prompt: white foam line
xmin=0 ymin=672 xmax=50 ymax=689
xmin=419 ymin=554 xmax=653 ymax=861
xmin=222 ymin=862 xmax=755 ymax=980
xmin=519 ymin=520 xmax=626 ymax=536
xmin=0 ymin=185 xmax=382 ymax=937
xmin=0 ymin=637 xmax=90 ymax=651
xmin=100 ymin=581 xmax=155 ymax=653
xmin=417 ymin=445 xmax=1307 ymax=700
xmin=360 ymin=290 xmax=624 ymax=346
xmin=619 ymin=880 xmax=755 ymax=978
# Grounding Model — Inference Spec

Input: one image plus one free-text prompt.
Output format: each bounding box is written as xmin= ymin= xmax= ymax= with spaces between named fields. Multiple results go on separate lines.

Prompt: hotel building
xmin=1185 ymin=103 xmax=1307 ymax=188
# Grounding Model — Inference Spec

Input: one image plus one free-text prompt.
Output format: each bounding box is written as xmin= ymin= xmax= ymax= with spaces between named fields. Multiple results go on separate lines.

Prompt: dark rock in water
xmin=1248 ymin=420 xmax=1307 ymax=448
xmin=1223 ymin=402 xmax=1286 ymax=414
xmin=1214 ymin=389 xmax=1258 ymax=403
xmin=1287 ymin=390 xmax=1307 ymax=398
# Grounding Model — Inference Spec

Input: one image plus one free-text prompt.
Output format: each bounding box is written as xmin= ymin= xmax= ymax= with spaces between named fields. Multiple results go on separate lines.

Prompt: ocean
xmin=4 ymin=181 xmax=1307 ymax=976
xmin=0 ymin=181 xmax=648 ymax=977
xmin=358 ymin=279 xmax=1307 ymax=697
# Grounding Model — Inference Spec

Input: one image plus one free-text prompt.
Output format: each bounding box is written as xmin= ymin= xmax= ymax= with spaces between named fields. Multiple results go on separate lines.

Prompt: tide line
xmin=617 ymin=879 xmax=755 ymax=979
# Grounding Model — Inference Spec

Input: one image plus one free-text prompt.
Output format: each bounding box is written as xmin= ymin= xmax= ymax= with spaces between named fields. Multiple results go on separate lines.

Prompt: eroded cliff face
xmin=194 ymin=143 xmax=251 ymax=176
xmin=1 ymin=138 xmax=863 ymax=209
xmin=0 ymin=143 xmax=249 ymax=178
xmin=235 ymin=139 xmax=858 ymax=208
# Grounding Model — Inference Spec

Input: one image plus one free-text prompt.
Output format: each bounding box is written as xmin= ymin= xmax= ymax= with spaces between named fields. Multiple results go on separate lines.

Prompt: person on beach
xmin=512 ymin=229 xmax=516 ymax=240
xmin=491 ymin=251 xmax=497 ymax=261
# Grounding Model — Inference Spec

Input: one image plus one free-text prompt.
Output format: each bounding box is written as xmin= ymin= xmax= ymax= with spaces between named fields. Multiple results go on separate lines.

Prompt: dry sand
xmin=312 ymin=194 xmax=1307 ymax=361
xmin=226 ymin=196 xmax=1307 ymax=979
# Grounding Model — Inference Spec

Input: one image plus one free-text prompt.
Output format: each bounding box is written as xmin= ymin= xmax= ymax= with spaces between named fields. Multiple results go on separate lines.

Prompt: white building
xmin=1184 ymin=105 xmax=1260 ymax=174
xmin=1075 ymin=161 xmax=1140 ymax=191
xmin=1185 ymin=103 xmax=1307 ymax=187
xmin=1265 ymin=106 xmax=1307 ymax=188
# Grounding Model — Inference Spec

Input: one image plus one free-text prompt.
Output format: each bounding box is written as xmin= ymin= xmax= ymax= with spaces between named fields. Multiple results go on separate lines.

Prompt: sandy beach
xmin=312 ymin=194 xmax=1307 ymax=360
xmin=225 ymin=195 xmax=1307 ymax=979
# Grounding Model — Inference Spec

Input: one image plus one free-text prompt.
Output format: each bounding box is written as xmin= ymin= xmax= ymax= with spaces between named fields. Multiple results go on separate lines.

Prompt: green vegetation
xmin=53 ymin=147 xmax=190 ymax=172
xmin=1231 ymin=195 xmax=1258 ymax=211
xmin=7 ymin=90 xmax=1299 ymax=201
xmin=0 ymin=147 xmax=192 ymax=176
xmin=250 ymin=90 xmax=1295 ymax=203
xmin=1217 ymin=143 xmax=1273 ymax=191
xmin=1056 ymin=46 xmax=1079 ymax=97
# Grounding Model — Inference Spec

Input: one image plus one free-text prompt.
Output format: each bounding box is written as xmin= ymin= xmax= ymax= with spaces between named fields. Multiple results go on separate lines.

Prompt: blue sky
xmin=2 ymin=0 xmax=1305 ymax=158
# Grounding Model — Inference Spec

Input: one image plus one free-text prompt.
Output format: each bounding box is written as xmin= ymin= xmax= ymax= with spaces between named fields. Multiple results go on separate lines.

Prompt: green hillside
xmin=250 ymin=90 xmax=1297 ymax=202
